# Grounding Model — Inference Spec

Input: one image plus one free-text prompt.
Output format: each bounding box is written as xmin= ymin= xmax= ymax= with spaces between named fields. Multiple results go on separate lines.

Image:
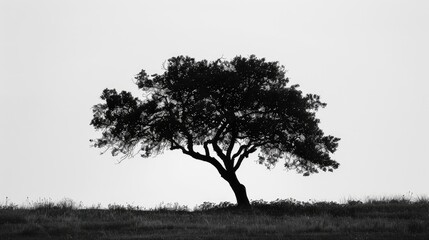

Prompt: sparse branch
xmin=170 ymin=139 xmax=226 ymax=178
xmin=203 ymin=141 xmax=211 ymax=157
xmin=210 ymin=121 xmax=229 ymax=168
xmin=234 ymin=145 xmax=257 ymax=172
xmin=187 ymin=151 xmax=227 ymax=178
xmin=169 ymin=139 xmax=186 ymax=151
xmin=212 ymin=141 xmax=229 ymax=169
xmin=231 ymin=143 xmax=250 ymax=161
xmin=184 ymin=130 xmax=194 ymax=151
xmin=226 ymin=123 xmax=237 ymax=159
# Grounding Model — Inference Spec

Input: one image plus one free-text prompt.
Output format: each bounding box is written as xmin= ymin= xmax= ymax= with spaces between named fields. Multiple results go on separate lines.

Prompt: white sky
xmin=1 ymin=0 xmax=428 ymax=208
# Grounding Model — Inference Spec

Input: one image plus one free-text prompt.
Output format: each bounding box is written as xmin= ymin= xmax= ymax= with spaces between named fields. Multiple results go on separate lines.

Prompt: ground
xmin=1 ymin=198 xmax=428 ymax=239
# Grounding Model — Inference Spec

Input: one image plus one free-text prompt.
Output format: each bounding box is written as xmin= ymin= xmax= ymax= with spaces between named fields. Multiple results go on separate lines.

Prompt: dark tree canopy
xmin=90 ymin=55 xmax=340 ymax=207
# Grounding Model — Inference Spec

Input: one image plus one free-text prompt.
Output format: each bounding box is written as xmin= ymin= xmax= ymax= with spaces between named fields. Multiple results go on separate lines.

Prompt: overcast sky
xmin=1 ymin=0 xmax=428 ymax=208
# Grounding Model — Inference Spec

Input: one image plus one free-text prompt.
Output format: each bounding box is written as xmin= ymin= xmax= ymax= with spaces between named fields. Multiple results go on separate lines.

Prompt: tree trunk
xmin=225 ymin=172 xmax=251 ymax=208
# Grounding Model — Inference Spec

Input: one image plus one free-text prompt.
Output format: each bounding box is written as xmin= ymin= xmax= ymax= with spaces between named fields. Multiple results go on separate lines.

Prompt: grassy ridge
xmin=1 ymin=198 xmax=428 ymax=240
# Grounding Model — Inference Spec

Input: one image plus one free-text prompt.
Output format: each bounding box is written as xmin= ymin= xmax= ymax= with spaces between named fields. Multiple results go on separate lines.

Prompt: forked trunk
xmin=225 ymin=172 xmax=251 ymax=208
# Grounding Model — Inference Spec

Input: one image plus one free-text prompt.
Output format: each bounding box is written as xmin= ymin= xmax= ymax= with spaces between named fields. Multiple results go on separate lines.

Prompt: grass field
xmin=1 ymin=197 xmax=428 ymax=239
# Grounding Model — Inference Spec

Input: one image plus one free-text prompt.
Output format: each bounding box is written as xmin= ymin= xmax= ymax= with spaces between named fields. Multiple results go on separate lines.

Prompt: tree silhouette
xmin=90 ymin=55 xmax=340 ymax=208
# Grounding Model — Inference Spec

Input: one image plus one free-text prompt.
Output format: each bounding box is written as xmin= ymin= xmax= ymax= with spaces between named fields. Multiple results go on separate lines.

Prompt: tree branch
xmin=169 ymin=139 xmax=184 ymax=151
xmin=188 ymin=151 xmax=227 ymax=178
xmin=212 ymin=141 xmax=229 ymax=169
xmin=203 ymin=141 xmax=211 ymax=157
xmin=210 ymin=121 xmax=230 ymax=169
xmin=231 ymin=143 xmax=249 ymax=161
xmin=226 ymin=123 xmax=237 ymax=159
xmin=184 ymin=130 xmax=194 ymax=151
xmin=233 ymin=145 xmax=257 ymax=172
xmin=169 ymin=139 xmax=227 ymax=178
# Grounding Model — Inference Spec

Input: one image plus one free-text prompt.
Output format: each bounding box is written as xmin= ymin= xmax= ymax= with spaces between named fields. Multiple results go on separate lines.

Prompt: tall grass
xmin=1 ymin=196 xmax=428 ymax=239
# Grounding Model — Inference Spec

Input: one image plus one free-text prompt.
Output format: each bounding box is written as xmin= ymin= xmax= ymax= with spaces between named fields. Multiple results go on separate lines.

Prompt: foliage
xmin=90 ymin=55 xmax=340 ymax=176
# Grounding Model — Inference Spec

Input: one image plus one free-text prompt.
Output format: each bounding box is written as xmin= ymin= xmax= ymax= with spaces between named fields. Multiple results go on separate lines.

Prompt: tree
xmin=90 ymin=55 xmax=340 ymax=208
